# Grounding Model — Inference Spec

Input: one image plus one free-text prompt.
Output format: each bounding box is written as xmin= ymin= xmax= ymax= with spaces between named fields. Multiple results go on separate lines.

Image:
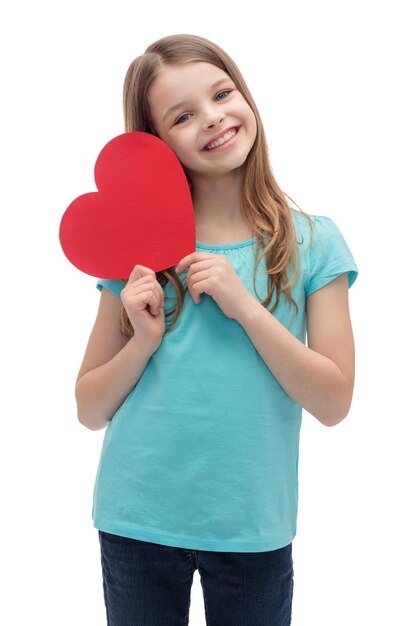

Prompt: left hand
xmin=175 ymin=252 xmax=253 ymax=321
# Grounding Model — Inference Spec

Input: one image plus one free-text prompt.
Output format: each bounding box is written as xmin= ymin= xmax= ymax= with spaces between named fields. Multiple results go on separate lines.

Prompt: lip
xmin=201 ymin=126 xmax=241 ymax=151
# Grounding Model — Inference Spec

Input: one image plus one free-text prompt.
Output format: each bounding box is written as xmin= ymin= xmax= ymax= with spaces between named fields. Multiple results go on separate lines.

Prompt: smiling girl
xmin=75 ymin=34 xmax=359 ymax=626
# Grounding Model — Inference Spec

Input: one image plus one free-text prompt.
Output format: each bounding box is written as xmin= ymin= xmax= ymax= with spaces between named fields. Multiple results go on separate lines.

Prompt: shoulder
xmin=291 ymin=210 xmax=354 ymax=256
xmin=96 ymin=278 xmax=126 ymax=299
xmin=293 ymin=211 xmax=359 ymax=296
xmin=291 ymin=210 xmax=337 ymax=245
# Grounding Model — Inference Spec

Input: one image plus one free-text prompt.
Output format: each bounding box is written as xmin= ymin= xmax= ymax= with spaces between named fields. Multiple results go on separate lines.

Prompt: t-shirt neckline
xmin=196 ymin=235 xmax=258 ymax=250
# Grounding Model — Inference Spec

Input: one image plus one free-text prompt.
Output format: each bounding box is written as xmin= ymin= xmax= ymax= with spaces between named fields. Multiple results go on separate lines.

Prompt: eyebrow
xmin=162 ymin=78 xmax=233 ymax=123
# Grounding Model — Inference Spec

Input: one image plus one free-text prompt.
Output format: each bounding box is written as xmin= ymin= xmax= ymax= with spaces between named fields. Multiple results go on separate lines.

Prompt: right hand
xmin=120 ymin=264 xmax=166 ymax=349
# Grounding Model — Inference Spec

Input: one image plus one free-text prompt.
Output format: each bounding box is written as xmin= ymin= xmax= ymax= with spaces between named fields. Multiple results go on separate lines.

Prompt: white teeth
xmin=205 ymin=128 xmax=238 ymax=150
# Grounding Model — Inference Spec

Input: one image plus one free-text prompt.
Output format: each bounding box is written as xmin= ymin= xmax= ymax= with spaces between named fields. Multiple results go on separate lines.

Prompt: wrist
xmin=131 ymin=332 xmax=161 ymax=355
xmin=235 ymin=295 xmax=262 ymax=327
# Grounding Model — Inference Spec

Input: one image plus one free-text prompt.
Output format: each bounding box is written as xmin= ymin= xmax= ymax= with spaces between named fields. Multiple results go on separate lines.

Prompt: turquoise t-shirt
xmin=91 ymin=211 xmax=358 ymax=552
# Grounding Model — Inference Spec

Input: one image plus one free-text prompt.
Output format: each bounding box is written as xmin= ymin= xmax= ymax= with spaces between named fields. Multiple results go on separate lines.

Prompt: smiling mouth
xmin=202 ymin=127 xmax=240 ymax=151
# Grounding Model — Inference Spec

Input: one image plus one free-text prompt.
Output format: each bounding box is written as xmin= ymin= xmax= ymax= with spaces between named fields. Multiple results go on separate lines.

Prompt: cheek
xmin=247 ymin=110 xmax=258 ymax=140
xmin=157 ymin=133 xmax=183 ymax=158
xmin=173 ymin=132 xmax=197 ymax=157
xmin=245 ymin=105 xmax=256 ymax=125
xmin=168 ymin=142 xmax=194 ymax=169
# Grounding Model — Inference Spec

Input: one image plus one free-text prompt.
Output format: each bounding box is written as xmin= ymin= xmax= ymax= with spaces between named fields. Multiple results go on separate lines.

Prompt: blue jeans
xmin=98 ymin=530 xmax=294 ymax=625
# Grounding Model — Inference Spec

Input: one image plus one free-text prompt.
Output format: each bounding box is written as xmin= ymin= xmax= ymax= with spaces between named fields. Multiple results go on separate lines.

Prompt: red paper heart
xmin=59 ymin=132 xmax=196 ymax=279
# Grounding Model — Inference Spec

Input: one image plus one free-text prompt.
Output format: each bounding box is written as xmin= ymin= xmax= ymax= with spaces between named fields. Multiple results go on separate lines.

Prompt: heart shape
xmin=59 ymin=132 xmax=196 ymax=278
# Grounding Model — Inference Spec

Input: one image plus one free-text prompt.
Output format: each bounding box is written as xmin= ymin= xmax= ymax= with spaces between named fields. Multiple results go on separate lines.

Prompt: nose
xmin=202 ymin=105 xmax=225 ymax=129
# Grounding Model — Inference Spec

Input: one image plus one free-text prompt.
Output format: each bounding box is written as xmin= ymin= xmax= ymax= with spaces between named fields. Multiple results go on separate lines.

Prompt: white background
xmin=2 ymin=0 xmax=418 ymax=624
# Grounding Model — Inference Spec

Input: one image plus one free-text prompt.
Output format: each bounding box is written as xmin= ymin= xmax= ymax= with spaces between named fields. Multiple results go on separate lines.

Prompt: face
xmin=148 ymin=61 xmax=257 ymax=180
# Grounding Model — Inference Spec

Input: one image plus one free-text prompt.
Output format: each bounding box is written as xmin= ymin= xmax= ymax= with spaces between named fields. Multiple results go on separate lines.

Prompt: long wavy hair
xmin=119 ymin=33 xmax=313 ymax=336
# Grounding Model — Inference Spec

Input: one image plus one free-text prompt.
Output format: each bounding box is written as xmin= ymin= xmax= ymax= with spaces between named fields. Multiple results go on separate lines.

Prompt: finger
xmin=151 ymin=291 xmax=162 ymax=316
xmin=139 ymin=288 xmax=159 ymax=315
xmin=176 ymin=252 xmax=203 ymax=273
xmin=127 ymin=264 xmax=156 ymax=284
xmin=122 ymin=277 xmax=154 ymax=296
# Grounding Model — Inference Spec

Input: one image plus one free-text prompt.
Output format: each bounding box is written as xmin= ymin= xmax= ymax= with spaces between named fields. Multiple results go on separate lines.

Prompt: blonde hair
xmin=119 ymin=33 xmax=313 ymax=336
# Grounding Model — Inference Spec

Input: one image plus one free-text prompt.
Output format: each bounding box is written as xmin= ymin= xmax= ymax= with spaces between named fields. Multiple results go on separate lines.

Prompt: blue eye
xmin=175 ymin=113 xmax=191 ymax=125
xmin=174 ymin=90 xmax=232 ymax=125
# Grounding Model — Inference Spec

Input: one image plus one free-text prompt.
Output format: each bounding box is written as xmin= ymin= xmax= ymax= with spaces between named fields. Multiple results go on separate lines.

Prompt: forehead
xmin=148 ymin=61 xmax=232 ymax=117
xmin=155 ymin=60 xmax=229 ymax=86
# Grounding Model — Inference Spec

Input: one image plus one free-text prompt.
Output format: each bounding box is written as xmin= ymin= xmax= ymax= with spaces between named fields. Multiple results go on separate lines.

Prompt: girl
xmin=75 ymin=34 xmax=358 ymax=626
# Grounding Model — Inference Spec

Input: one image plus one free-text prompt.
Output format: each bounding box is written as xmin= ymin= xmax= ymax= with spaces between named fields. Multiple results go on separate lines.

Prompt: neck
xmin=188 ymin=168 xmax=245 ymax=230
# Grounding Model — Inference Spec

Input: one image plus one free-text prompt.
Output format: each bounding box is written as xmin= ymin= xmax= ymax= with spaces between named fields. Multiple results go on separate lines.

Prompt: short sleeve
xmin=305 ymin=215 xmax=359 ymax=297
xmin=96 ymin=278 xmax=125 ymax=299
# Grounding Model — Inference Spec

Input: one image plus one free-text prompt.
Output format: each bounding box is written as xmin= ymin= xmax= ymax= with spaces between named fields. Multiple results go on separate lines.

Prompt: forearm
xmin=237 ymin=298 xmax=349 ymax=427
xmin=75 ymin=336 xmax=158 ymax=431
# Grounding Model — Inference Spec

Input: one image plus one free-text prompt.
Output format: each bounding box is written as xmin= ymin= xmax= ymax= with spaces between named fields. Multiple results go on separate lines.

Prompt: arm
xmin=75 ymin=288 xmax=158 ymax=431
xmin=236 ymin=273 xmax=355 ymax=427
